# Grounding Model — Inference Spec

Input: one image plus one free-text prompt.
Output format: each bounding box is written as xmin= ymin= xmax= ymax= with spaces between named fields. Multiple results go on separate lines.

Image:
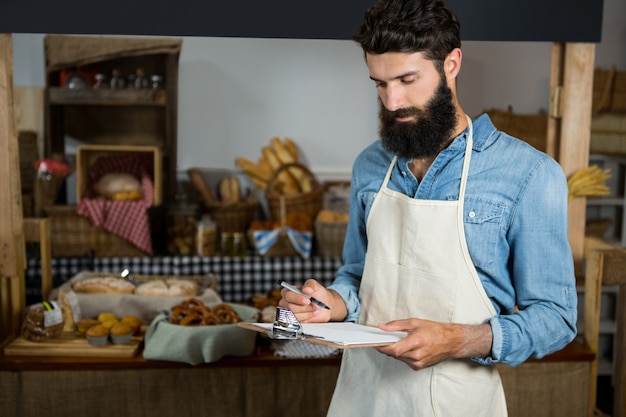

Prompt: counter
xmin=1 ymin=336 xmax=593 ymax=417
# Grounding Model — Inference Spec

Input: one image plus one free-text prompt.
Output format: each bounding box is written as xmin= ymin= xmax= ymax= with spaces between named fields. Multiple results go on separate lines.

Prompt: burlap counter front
xmin=0 ymin=343 xmax=593 ymax=417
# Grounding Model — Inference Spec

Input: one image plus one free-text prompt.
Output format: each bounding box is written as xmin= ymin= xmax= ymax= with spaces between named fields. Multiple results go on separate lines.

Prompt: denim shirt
xmin=328 ymin=114 xmax=578 ymax=366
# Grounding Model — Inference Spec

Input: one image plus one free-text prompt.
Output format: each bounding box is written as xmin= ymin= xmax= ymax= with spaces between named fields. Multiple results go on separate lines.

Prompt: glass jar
xmin=150 ymin=74 xmax=163 ymax=90
xmin=134 ymin=68 xmax=150 ymax=89
xmin=166 ymin=197 xmax=198 ymax=256
xmin=220 ymin=232 xmax=234 ymax=256
xmin=196 ymin=215 xmax=217 ymax=257
xmin=232 ymin=232 xmax=248 ymax=257
xmin=93 ymin=73 xmax=108 ymax=89
xmin=110 ymin=69 xmax=125 ymax=89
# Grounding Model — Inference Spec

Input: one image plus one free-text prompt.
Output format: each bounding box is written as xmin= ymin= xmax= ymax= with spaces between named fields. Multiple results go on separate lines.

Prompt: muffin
xmin=120 ymin=315 xmax=142 ymax=336
xmin=97 ymin=312 xmax=118 ymax=323
xmin=101 ymin=319 xmax=119 ymax=330
xmin=86 ymin=324 xmax=110 ymax=346
xmin=109 ymin=323 xmax=133 ymax=345
xmin=76 ymin=319 xmax=100 ymax=336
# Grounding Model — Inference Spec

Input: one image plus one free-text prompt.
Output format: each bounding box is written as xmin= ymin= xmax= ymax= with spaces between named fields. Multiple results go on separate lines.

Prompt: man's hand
xmin=277 ymin=278 xmax=347 ymax=323
xmin=375 ymin=319 xmax=493 ymax=371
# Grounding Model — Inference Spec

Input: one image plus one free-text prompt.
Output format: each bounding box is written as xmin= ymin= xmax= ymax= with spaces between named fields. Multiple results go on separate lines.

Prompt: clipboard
xmin=238 ymin=307 xmax=407 ymax=349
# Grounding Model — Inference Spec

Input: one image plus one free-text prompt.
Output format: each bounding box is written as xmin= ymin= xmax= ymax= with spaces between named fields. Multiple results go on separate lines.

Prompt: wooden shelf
xmin=48 ymin=87 xmax=167 ymax=106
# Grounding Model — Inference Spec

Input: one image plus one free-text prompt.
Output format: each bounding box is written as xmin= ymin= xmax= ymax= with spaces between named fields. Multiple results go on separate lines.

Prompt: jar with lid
xmin=109 ymin=69 xmax=125 ymax=89
xmin=232 ymin=232 xmax=248 ymax=257
xmin=134 ymin=68 xmax=150 ymax=89
xmin=150 ymin=74 xmax=164 ymax=90
xmin=196 ymin=214 xmax=217 ymax=257
xmin=93 ymin=73 xmax=108 ymax=89
xmin=166 ymin=195 xmax=198 ymax=255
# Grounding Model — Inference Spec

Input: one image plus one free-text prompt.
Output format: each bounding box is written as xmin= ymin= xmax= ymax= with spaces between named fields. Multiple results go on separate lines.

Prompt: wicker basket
xmin=205 ymin=197 xmax=259 ymax=234
xmin=44 ymin=205 xmax=147 ymax=257
xmin=267 ymin=163 xmax=323 ymax=223
xmin=593 ymin=66 xmax=626 ymax=114
xmin=486 ymin=108 xmax=548 ymax=152
xmin=314 ymin=220 xmax=347 ymax=257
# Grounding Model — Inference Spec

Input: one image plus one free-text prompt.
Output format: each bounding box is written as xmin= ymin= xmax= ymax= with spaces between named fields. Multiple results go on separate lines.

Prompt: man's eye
xmin=374 ymin=81 xmax=386 ymax=88
xmin=401 ymin=78 xmax=415 ymax=84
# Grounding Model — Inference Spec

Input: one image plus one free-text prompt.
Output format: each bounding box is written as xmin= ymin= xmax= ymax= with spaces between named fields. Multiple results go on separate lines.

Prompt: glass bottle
xmin=93 ymin=73 xmax=108 ymax=89
xmin=109 ymin=69 xmax=125 ymax=89
xmin=150 ymin=74 xmax=163 ymax=90
xmin=134 ymin=68 xmax=149 ymax=89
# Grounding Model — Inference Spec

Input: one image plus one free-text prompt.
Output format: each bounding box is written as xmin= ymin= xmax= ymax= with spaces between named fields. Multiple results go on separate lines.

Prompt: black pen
xmin=277 ymin=280 xmax=331 ymax=310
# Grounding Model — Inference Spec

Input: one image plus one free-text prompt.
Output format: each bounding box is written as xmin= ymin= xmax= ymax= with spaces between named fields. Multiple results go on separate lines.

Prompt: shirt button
xmin=469 ymin=211 xmax=476 ymax=218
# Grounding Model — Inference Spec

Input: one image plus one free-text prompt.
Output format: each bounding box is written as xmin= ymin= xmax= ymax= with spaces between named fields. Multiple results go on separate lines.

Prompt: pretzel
xmin=212 ymin=303 xmax=242 ymax=324
xmin=170 ymin=298 xmax=242 ymax=326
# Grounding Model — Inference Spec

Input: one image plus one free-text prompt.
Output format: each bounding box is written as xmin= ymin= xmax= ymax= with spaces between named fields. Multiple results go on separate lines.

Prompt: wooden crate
xmin=75 ymin=144 xmax=162 ymax=205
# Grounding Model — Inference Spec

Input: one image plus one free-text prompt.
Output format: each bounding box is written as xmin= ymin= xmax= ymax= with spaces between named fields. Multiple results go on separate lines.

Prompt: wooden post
xmin=0 ymin=33 xmax=26 ymax=341
xmin=553 ymin=43 xmax=596 ymax=275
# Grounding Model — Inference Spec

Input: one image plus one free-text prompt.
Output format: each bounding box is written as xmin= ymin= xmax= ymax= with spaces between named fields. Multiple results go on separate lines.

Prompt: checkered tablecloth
xmin=26 ymin=255 xmax=343 ymax=304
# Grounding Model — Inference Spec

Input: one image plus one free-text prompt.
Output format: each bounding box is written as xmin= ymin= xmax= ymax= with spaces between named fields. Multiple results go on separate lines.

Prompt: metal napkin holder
xmin=269 ymin=306 xmax=304 ymax=340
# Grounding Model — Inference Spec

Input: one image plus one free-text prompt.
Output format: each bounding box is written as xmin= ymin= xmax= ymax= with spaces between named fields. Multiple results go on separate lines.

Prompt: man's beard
xmin=379 ymin=78 xmax=458 ymax=159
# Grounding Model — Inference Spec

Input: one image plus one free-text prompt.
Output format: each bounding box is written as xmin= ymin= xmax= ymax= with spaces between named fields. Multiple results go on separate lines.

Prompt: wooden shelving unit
xmin=43 ymin=35 xmax=182 ymax=206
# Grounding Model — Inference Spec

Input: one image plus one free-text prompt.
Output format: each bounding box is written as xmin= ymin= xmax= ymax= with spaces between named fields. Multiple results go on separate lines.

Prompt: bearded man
xmin=279 ymin=1 xmax=577 ymax=415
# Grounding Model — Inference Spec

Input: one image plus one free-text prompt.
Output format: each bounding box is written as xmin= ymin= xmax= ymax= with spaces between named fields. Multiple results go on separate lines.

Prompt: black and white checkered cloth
xmin=26 ymin=255 xmax=343 ymax=304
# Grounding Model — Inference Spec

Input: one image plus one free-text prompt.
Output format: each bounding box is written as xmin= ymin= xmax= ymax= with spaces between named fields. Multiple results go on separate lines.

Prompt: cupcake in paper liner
xmin=110 ymin=323 xmax=133 ymax=345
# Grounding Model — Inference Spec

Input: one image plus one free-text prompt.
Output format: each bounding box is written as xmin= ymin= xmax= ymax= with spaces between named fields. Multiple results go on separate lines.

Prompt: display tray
xmin=3 ymin=332 xmax=143 ymax=358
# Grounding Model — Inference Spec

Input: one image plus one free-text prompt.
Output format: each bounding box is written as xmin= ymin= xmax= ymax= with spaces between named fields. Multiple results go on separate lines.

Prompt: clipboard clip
xmin=269 ymin=306 xmax=324 ymax=340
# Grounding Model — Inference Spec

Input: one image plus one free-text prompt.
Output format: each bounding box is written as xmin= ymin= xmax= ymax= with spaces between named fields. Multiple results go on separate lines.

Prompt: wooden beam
xmin=556 ymin=43 xmax=595 ymax=275
xmin=0 ymin=33 xmax=26 ymax=340
xmin=546 ymin=43 xmax=564 ymax=159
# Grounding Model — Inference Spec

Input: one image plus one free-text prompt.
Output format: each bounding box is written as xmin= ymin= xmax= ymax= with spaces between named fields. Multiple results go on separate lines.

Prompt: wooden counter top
xmin=0 ymin=336 xmax=342 ymax=371
xmin=0 ymin=335 xmax=592 ymax=372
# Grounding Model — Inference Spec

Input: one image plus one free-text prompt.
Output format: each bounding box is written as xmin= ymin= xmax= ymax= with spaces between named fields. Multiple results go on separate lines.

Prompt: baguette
xmin=235 ymin=156 xmax=271 ymax=187
xmin=219 ymin=176 xmax=241 ymax=204
xmin=263 ymin=145 xmax=300 ymax=194
xmin=271 ymin=137 xmax=312 ymax=192
xmin=187 ymin=168 xmax=219 ymax=206
xmin=283 ymin=137 xmax=298 ymax=160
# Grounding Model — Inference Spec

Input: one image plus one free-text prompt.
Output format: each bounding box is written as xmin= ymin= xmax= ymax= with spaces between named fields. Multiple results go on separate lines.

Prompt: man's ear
xmin=445 ymin=48 xmax=462 ymax=81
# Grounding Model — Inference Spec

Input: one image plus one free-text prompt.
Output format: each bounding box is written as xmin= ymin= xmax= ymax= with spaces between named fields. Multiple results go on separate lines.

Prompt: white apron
xmin=327 ymin=117 xmax=507 ymax=417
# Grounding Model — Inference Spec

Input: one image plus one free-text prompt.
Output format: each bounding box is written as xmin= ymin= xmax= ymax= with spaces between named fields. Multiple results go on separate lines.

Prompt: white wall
xmin=11 ymin=0 xmax=626 ymax=182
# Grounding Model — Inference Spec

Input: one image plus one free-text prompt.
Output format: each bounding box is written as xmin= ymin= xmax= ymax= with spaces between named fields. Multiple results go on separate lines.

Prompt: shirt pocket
xmin=463 ymin=198 xmax=506 ymax=273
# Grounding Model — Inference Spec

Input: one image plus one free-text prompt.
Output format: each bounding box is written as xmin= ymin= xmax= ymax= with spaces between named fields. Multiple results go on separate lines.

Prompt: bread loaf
xmin=93 ymin=173 xmax=142 ymax=199
xmin=72 ymin=276 xmax=136 ymax=294
xmin=135 ymin=279 xmax=198 ymax=296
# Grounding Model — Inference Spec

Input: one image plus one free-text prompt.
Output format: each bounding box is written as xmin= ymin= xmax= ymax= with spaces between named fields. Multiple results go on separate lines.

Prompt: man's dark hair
xmin=353 ymin=0 xmax=461 ymax=67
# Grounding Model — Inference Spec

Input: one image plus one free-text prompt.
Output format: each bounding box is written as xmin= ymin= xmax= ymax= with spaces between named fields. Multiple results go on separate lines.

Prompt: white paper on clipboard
xmin=240 ymin=322 xmax=407 ymax=348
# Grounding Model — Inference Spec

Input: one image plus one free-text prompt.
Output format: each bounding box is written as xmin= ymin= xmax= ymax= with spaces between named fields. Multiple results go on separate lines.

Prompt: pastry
xmin=135 ymin=279 xmax=198 ymax=296
xmin=135 ymin=280 xmax=169 ymax=296
xmin=86 ymin=324 xmax=109 ymax=346
xmin=21 ymin=302 xmax=64 ymax=342
xmin=110 ymin=323 xmax=133 ymax=345
xmin=97 ymin=312 xmax=118 ymax=323
xmin=76 ymin=318 xmax=100 ymax=336
xmin=120 ymin=315 xmax=142 ymax=336
xmin=73 ymin=277 xmax=135 ymax=294
xmin=166 ymin=279 xmax=198 ymax=297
